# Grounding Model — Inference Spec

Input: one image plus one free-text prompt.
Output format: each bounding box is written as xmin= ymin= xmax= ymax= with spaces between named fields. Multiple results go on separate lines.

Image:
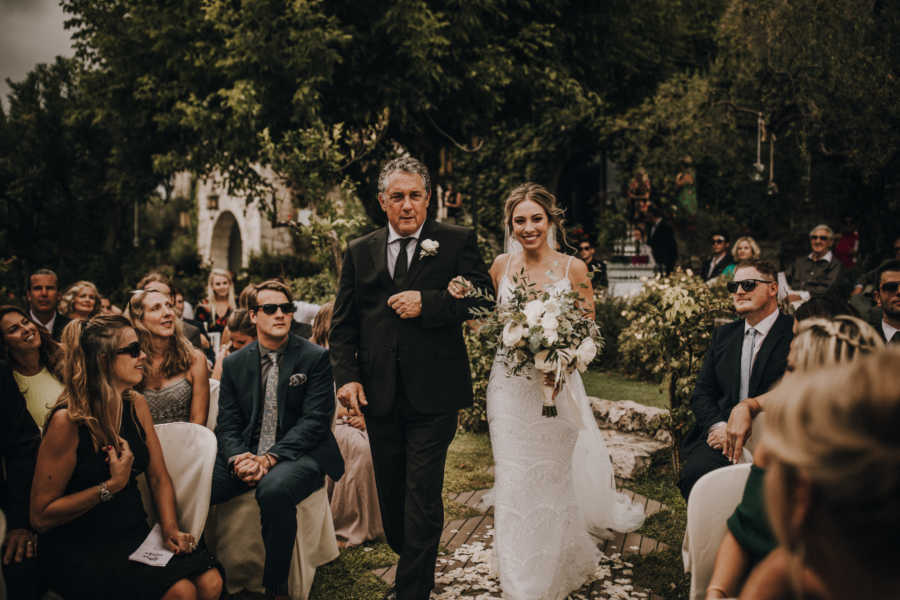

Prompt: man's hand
xmin=388 ymin=291 xmax=422 ymax=319
xmin=3 ymin=528 xmax=36 ymax=564
xmin=232 ymin=453 xmax=268 ymax=484
xmin=707 ymin=423 xmax=727 ymax=450
xmin=337 ymin=381 xmax=367 ymax=415
xmin=347 ymin=415 xmax=367 ymax=431
xmin=724 ymin=403 xmax=753 ymax=463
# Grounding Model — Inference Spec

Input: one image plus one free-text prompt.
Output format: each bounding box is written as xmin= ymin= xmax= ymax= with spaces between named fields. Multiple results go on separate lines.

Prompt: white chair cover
xmin=206 ymin=378 xmax=220 ymax=431
xmin=137 ymin=423 xmax=217 ymax=540
xmin=205 ymin=485 xmax=339 ymax=600
xmin=682 ymin=463 xmax=752 ymax=600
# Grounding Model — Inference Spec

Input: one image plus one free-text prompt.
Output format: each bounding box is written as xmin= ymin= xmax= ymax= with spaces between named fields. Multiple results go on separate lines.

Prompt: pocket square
xmin=289 ymin=373 xmax=307 ymax=387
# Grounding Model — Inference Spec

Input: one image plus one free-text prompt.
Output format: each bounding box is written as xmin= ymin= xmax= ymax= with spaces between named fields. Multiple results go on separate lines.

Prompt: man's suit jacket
xmin=701 ymin=254 xmax=734 ymax=280
xmin=330 ymin=219 xmax=492 ymax=416
xmin=50 ymin=313 xmax=71 ymax=342
xmin=648 ymin=219 xmax=678 ymax=274
xmin=216 ymin=335 xmax=343 ymax=480
xmin=685 ymin=312 xmax=794 ymax=447
xmin=0 ymin=363 xmax=40 ymax=530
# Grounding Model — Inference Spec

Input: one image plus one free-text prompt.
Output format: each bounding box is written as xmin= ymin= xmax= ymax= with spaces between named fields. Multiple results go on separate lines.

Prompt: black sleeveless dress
xmin=40 ymin=396 xmax=220 ymax=599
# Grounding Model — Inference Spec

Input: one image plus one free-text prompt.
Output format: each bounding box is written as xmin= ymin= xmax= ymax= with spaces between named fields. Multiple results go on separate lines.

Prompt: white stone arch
xmin=209 ymin=210 xmax=244 ymax=272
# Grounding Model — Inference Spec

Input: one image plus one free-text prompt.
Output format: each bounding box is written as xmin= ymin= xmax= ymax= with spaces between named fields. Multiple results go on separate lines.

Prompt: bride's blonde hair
xmin=504 ymin=183 xmax=567 ymax=250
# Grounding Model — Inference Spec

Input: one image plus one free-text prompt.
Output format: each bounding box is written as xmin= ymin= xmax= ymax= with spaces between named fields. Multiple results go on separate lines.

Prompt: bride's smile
xmin=512 ymin=199 xmax=550 ymax=251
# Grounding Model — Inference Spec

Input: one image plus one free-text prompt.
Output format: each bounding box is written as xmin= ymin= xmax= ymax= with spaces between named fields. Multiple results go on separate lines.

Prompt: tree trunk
xmin=668 ymin=373 xmax=682 ymax=478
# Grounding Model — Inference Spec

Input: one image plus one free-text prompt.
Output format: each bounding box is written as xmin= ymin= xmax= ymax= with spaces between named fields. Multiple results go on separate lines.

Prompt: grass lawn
xmin=582 ymin=369 xmax=668 ymax=408
xmin=309 ymin=430 xmax=495 ymax=599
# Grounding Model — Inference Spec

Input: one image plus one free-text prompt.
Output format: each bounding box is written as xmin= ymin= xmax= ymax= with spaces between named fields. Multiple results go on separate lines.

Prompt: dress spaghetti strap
xmin=564 ymin=255 xmax=574 ymax=278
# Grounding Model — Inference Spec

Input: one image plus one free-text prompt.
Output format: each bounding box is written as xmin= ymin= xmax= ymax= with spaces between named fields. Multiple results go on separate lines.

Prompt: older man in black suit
xmin=330 ymin=156 xmax=491 ymax=600
xmin=211 ymin=279 xmax=343 ymax=599
xmin=677 ymin=259 xmax=794 ymax=500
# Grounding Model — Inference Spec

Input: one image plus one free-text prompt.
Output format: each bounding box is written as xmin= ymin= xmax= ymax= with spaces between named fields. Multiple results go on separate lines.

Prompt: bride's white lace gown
xmin=486 ymin=264 xmax=644 ymax=600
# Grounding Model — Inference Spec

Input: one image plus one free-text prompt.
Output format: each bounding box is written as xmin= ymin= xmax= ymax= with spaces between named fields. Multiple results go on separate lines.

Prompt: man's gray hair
xmin=809 ymin=224 xmax=834 ymax=238
xmin=26 ymin=268 xmax=59 ymax=289
xmin=377 ymin=156 xmax=431 ymax=197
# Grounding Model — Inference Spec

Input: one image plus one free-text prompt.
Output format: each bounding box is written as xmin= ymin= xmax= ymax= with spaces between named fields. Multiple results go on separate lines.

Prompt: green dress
xmin=726 ymin=464 xmax=777 ymax=567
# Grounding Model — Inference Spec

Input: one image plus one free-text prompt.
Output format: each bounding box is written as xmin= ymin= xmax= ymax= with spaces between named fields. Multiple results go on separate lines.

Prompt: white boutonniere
xmin=419 ymin=239 xmax=439 ymax=258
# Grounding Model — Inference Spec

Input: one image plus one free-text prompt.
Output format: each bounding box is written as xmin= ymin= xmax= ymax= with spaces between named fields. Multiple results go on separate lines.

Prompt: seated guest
xmin=126 ymin=290 xmax=209 ymax=426
xmin=59 ymin=280 xmax=101 ymax=321
xmin=0 ymin=306 xmax=64 ymax=427
xmin=740 ymin=348 xmax=900 ymax=600
xmin=24 ymin=269 xmax=70 ymax=341
xmin=874 ymin=259 xmax=900 ymax=344
xmin=784 ymin=224 xmax=845 ymax=300
xmin=702 ymin=231 xmax=734 ymax=281
xmin=30 ymin=315 xmax=222 ymax=600
xmin=721 ymin=237 xmax=760 ymax=279
xmin=576 ymin=236 xmax=608 ymax=288
xmin=311 ymin=302 xmax=384 ymax=548
xmin=137 ymin=273 xmax=211 ymax=355
xmin=195 ymin=269 xmax=236 ymax=336
xmin=1 ymin=364 xmax=42 ymax=600
xmin=706 ymin=315 xmax=883 ymax=599
xmin=677 ymin=260 xmax=793 ymax=499
xmin=211 ymin=309 xmax=257 ymax=380
xmin=211 ymin=279 xmax=344 ymax=599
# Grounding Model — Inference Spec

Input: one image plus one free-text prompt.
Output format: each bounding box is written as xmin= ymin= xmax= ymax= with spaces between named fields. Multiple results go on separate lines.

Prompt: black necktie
xmin=393 ymin=237 xmax=413 ymax=287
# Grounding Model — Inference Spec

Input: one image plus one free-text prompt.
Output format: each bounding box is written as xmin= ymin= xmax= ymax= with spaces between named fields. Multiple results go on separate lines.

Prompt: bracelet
xmin=742 ymin=397 xmax=763 ymax=418
xmin=98 ymin=480 xmax=114 ymax=503
xmin=706 ymin=584 xmax=729 ymax=598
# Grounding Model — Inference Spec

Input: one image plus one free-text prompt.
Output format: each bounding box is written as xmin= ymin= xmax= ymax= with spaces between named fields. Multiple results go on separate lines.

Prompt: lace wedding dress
xmin=486 ymin=263 xmax=644 ymax=600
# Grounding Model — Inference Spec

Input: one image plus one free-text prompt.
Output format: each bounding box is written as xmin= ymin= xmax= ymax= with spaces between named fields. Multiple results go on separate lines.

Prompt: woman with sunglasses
xmin=0 ymin=305 xmax=65 ymax=427
xmin=125 ymin=290 xmax=209 ymax=426
xmin=30 ymin=315 xmax=222 ymax=600
xmin=705 ymin=316 xmax=883 ymax=599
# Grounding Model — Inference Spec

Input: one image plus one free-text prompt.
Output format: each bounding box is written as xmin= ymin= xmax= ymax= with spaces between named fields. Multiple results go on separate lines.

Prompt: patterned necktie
xmin=257 ymin=351 xmax=279 ymax=455
xmin=739 ymin=327 xmax=759 ymax=401
xmin=393 ymin=237 xmax=413 ymax=287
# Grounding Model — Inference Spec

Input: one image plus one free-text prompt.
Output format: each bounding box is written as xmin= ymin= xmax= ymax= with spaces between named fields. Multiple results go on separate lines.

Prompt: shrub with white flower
xmin=618 ymin=268 xmax=732 ymax=467
xmin=469 ymin=270 xmax=603 ymax=417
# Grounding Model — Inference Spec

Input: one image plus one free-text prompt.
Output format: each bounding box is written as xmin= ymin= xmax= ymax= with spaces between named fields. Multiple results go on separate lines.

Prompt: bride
xmin=449 ymin=183 xmax=644 ymax=599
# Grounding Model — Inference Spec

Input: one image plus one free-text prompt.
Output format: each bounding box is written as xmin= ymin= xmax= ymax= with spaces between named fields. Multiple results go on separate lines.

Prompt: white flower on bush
xmin=575 ymin=338 xmax=598 ymax=372
xmin=523 ymin=299 xmax=545 ymax=327
xmin=501 ymin=321 xmax=527 ymax=348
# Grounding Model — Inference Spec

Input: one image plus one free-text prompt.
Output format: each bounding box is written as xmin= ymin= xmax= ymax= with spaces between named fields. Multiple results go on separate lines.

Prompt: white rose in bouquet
xmin=543 ymin=297 xmax=562 ymax=316
xmin=502 ymin=321 xmax=527 ymax=348
xmin=575 ymin=338 xmax=598 ymax=372
xmin=533 ymin=349 xmax=554 ymax=373
xmin=523 ymin=299 xmax=545 ymax=327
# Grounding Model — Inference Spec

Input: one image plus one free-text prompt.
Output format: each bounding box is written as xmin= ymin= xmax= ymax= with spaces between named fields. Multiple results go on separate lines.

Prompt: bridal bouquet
xmin=466 ymin=271 xmax=603 ymax=417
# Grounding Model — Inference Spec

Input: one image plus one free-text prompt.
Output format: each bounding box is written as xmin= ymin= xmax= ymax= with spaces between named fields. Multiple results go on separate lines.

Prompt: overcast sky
xmin=0 ymin=0 xmax=74 ymax=109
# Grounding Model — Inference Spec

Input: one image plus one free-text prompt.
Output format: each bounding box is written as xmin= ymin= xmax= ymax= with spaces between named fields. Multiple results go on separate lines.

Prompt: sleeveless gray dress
xmin=143 ymin=378 xmax=192 ymax=424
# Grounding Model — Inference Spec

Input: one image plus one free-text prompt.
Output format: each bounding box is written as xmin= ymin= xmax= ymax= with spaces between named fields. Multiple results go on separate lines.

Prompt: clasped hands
xmin=231 ymin=452 xmax=278 ymax=486
xmin=708 ymin=399 xmax=757 ymax=463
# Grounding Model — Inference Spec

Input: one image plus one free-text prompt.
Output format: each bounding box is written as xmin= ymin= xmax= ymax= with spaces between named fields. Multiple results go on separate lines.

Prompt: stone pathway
xmin=372 ymin=489 xmax=669 ymax=599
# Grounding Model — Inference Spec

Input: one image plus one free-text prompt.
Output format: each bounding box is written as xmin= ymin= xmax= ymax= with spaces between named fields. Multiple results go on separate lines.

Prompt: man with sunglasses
xmin=576 ymin=236 xmax=608 ymax=287
xmin=701 ymin=231 xmax=734 ymax=281
xmin=874 ymin=259 xmax=900 ymax=344
xmin=677 ymin=259 xmax=794 ymax=500
xmin=211 ymin=279 xmax=344 ymax=599
xmin=784 ymin=224 xmax=845 ymax=301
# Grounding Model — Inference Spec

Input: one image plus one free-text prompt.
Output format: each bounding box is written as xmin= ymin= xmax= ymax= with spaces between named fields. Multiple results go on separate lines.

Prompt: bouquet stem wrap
xmin=541 ymin=384 xmax=558 ymax=417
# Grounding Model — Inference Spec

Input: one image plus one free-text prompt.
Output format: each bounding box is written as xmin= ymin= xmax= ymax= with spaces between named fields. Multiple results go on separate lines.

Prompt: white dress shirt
xmin=386 ymin=222 xmax=425 ymax=279
xmin=30 ymin=309 xmax=56 ymax=334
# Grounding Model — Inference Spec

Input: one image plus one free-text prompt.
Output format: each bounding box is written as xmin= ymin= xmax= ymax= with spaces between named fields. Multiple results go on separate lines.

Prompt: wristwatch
xmin=98 ymin=481 xmax=114 ymax=502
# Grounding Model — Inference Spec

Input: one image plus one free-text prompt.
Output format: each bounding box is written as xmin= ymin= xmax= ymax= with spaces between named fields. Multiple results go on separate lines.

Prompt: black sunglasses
xmin=881 ymin=281 xmax=900 ymax=294
xmin=115 ymin=341 xmax=142 ymax=358
xmin=809 ymin=235 xmax=830 ymax=241
xmin=712 ymin=238 xmax=727 ymax=244
xmin=255 ymin=303 xmax=296 ymax=315
xmin=727 ymin=279 xmax=775 ymax=293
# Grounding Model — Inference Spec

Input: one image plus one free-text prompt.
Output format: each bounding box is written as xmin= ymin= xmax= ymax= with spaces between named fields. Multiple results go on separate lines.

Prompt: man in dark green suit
xmin=211 ymin=279 xmax=343 ymax=599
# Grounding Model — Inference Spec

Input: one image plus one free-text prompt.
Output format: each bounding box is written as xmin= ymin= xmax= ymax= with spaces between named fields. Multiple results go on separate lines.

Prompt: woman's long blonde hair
xmin=206 ymin=269 xmax=236 ymax=322
xmin=125 ymin=289 xmax=194 ymax=379
xmin=789 ymin=315 xmax=884 ymax=372
xmin=763 ymin=348 xmax=900 ymax=584
xmin=56 ymin=315 xmax=136 ymax=451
